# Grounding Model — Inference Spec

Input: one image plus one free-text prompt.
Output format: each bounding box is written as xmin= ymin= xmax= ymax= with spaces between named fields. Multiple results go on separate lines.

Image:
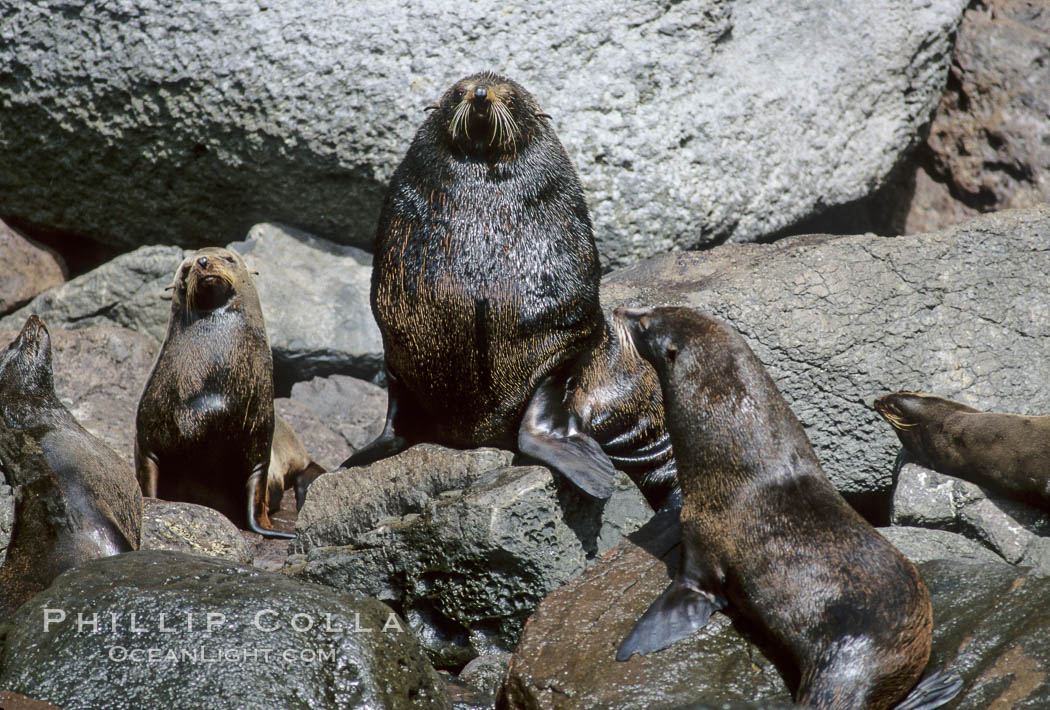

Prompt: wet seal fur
xmin=316 ymin=71 xmax=675 ymax=510
xmin=0 ymin=316 xmax=142 ymax=619
xmin=614 ymin=307 xmax=962 ymax=710
xmin=875 ymin=391 xmax=1050 ymax=512
xmin=135 ymin=247 xmax=294 ymax=539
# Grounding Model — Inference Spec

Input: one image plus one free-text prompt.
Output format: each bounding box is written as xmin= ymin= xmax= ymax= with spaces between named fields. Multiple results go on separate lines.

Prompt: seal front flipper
xmin=893 ymin=669 xmax=964 ymax=710
xmin=616 ymin=578 xmax=722 ymax=661
xmin=333 ymin=370 xmax=413 ymax=472
xmin=518 ymin=377 xmax=618 ymax=499
xmin=246 ymin=469 xmax=295 ymax=539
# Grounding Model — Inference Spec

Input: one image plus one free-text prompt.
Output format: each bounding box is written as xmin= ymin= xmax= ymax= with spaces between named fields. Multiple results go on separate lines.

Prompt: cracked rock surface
xmin=602 ymin=206 xmax=1050 ymax=502
xmin=0 ymin=0 xmax=964 ymax=266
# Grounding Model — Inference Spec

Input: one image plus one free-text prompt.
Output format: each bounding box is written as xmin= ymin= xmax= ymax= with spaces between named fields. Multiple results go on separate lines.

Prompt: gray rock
xmin=141 ymin=499 xmax=254 ymax=565
xmin=0 ymin=325 xmax=158 ymax=465
xmin=273 ymin=397 xmax=353 ymax=474
xmin=0 ymin=550 xmax=451 ymax=710
xmin=0 ymin=483 xmax=12 ymax=565
xmin=602 ymin=206 xmax=1050 ymax=500
xmin=0 ymin=220 xmax=65 ymax=316
xmin=0 ymin=0 xmax=964 ymax=267
xmin=288 ymin=445 xmax=653 ymax=668
xmin=289 ymin=374 xmax=387 ymax=453
xmin=458 ymin=652 xmax=511 ymax=697
xmin=231 ymin=223 xmax=383 ymax=384
xmin=878 ymin=525 xmax=1008 ymax=567
xmin=892 ymin=461 xmax=1050 ymax=575
xmin=0 ymin=245 xmax=184 ymax=344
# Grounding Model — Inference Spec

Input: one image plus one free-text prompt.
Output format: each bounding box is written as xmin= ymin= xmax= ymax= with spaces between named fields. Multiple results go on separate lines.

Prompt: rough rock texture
xmin=0 ymin=482 xmax=12 ymax=566
xmin=500 ymin=513 xmax=1050 ymax=709
xmin=0 ymin=245 xmax=183 ymax=344
xmin=892 ymin=460 xmax=1050 ymax=575
xmin=0 ymin=219 xmax=65 ymax=316
xmin=602 ymin=206 xmax=1050 ymax=509
xmin=0 ymin=226 xmax=384 ymax=386
xmin=141 ymin=499 xmax=255 ymax=565
xmin=289 ymin=374 xmax=387 ymax=454
xmin=289 ymin=446 xmax=653 ymax=668
xmin=0 ymin=0 xmax=964 ymax=267
xmin=0 ymin=550 xmax=451 ymax=710
xmin=909 ymin=0 xmax=1050 ymax=232
xmin=0 ymin=325 xmax=158 ymax=465
xmin=878 ymin=525 xmax=1009 ymax=567
xmin=231 ymin=223 xmax=383 ymax=386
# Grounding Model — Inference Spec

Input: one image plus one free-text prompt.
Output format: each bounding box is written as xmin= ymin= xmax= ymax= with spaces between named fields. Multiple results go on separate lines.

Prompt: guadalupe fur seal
xmin=135 ymin=247 xmax=293 ymax=539
xmin=0 ymin=316 xmax=142 ymax=618
xmin=875 ymin=391 xmax=1050 ymax=512
xmin=318 ymin=71 xmax=675 ymax=510
xmin=614 ymin=307 xmax=962 ymax=710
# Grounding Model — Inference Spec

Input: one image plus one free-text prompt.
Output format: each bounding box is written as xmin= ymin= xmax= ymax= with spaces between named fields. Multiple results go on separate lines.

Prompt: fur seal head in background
xmin=614 ymin=307 xmax=962 ymax=710
xmin=875 ymin=391 xmax=1050 ymax=512
xmin=0 ymin=316 xmax=142 ymax=618
xmin=135 ymin=247 xmax=294 ymax=539
xmin=304 ymin=71 xmax=677 ymax=511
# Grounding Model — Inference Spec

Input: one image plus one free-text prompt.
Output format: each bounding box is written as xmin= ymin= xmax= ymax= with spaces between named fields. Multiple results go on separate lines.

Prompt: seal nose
xmin=197 ymin=256 xmax=209 ymax=269
xmin=473 ymin=86 xmax=488 ymax=103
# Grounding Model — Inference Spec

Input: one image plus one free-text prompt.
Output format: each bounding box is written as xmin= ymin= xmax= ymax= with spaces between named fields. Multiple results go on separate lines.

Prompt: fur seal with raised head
xmin=0 ymin=316 xmax=142 ymax=618
xmin=614 ymin=306 xmax=961 ymax=710
xmin=310 ymin=71 xmax=676 ymax=510
xmin=135 ymin=247 xmax=294 ymax=539
xmin=875 ymin=391 xmax=1050 ymax=512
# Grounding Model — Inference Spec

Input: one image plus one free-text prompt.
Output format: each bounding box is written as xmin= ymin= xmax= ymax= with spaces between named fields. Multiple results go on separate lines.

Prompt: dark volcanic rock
xmin=602 ymin=206 xmax=1050 ymax=507
xmin=892 ymin=460 xmax=1050 ymax=575
xmin=0 ymin=220 xmax=65 ymax=316
xmin=0 ymin=550 xmax=451 ymax=710
xmin=0 ymin=0 xmax=964 ymax=266
xmin=289 ymin=446 xmax=652 ymax=668
xmin=141 ymin=499 xmax=254 ymax=565
xmin=499 ymin=513 xmax=1050 ymax=709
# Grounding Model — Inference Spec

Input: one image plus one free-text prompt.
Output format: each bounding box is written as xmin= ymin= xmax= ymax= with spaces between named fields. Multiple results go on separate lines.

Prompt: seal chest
xmin=614 ymin=306 xmax=962 ymax=710
xmin=135 ymin=247 xmax=294 ymax=539
xmin=320 ymin=72 xmax=677 ymax=511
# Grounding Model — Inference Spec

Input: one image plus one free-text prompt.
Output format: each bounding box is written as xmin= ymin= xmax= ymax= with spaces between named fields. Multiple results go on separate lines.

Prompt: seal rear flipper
xmin=334 ymin=370 xmax=413 ymax=474
xmin=893 ymin=669 xmax=964 ymax=710
xmin=519 ymin=377 xmax=617 ymax=499
xmin=246 ymin=470 xmax=295 ymax=539
xmin=292 ymin=461 xmax=327 ymax=511
xmin=616 ymin=578 xmax=719 ymax=661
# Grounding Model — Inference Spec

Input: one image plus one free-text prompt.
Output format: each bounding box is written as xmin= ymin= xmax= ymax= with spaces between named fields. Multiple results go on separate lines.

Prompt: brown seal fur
xmin=875 ymin=391 xmax=1050 ymax=512
xmin=316 ymin=71 xmax=675 ymax=510
xmin=0 ymin=316 xmax=142 ymax=619
xmin=269 ymin=414 xmax=325 ymax=508
xmin=614 ymin=307 xmax=961 ymax=710
xmin=135 ymin=247 xmax=293 ymax=539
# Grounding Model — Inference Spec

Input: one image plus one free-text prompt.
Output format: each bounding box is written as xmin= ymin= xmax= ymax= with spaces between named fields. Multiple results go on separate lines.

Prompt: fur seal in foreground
xmin=875 ymin=391 xmax=1050 ymax=512
xmin=0 ymin=316 xmax=142 ymax=618
xmin=135 ymin=247 xmax=293 ymax=539
xmin=315 ymin=71 xmax=675 ymax=509
xmin=614 ymin=307 xmax=962 ymax=710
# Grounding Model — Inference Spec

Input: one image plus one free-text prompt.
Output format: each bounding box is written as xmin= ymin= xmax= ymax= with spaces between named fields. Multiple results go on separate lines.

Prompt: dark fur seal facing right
xmin=311 ymin=72 xmax=676 ymax=510
xmin=614 ymin=306 xmax=962 ymax=710
xmin=875 ymin=391 xmax=1050 ymax=512
xmin=135 ymin=247 xmax=294 ymax=539
xmin=0 ymin=316 xmax=142 ymax=619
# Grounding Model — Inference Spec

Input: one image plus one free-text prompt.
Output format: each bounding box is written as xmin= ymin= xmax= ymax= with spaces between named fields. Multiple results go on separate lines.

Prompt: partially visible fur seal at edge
xmin=315 ymin=71 xmax=676 ymax=511
xmin=614 ymin=306 xmax=962 ymax=710
xmin=875 ymin=391 xmax=1050 ymax=512
xmin=0 ymin=316 xmax=142 ymax=619
xmin=135 ymin=247 xmax=294 ymax=539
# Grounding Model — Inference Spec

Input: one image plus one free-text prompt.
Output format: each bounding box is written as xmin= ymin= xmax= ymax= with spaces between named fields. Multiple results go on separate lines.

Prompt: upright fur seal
xmin=321 ymin=71 xmax=675 ymax=509
xmin=614 ymin=307 xmax=961 ymax=710
xmin=0 ymin=316 xmax=142 ymax=618
xmin=875 ymin=391 xmax=1050 ymax=511
xmin=136 ymin=247 xmax=293 ymax=539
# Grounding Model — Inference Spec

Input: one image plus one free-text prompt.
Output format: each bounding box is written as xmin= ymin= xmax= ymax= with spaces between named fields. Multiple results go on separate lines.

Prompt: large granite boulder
xmin=892 ymin=460 xmax=1050 ymax=576
xmin=602 ymin=206 xmax=1050 ymax=508
xmin=0 ymin=220 xmax=65 ymax=316
xmin=0 ymin=0 xmax=964 ymax=266
xmin=288 ymin=446 xmax=653 ymax=669
xmin=0 ymin=225 xmax=384 ymax=386
xmin=499 ymin=517 xmax=1050 ymax=709
xmin=0 ymin=550 xmax=451 ymax=710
